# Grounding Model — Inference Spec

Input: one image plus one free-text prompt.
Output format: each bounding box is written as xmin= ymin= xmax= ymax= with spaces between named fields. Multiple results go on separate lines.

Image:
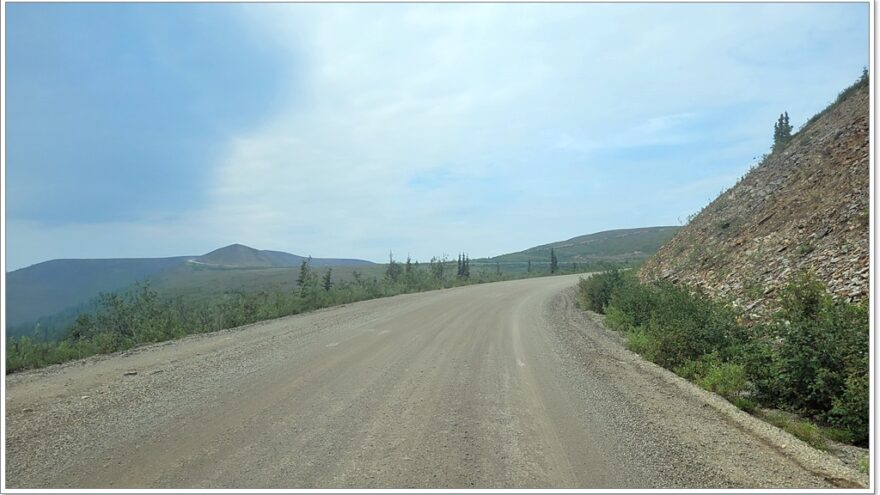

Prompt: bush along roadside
xmin=577 ymin=270 xmax=869 ymax=447
xmin=6 ymin=259 xmax=594 ymax=374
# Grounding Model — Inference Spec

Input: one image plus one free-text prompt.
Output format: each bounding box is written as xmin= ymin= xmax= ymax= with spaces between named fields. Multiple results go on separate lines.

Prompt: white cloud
xmin=6 ymin=3 xmax=868 ymax=269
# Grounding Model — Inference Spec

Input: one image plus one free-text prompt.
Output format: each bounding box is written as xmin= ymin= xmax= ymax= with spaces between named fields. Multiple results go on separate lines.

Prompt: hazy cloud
xmin=5 ymin=3 xmax=869 ymax=269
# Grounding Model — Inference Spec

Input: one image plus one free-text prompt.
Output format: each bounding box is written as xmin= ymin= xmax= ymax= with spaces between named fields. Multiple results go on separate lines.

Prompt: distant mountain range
xmin=6 ymin=227 xmax=679 ymax=334
xmin=6 ymin=244 xmax=374 ymax=327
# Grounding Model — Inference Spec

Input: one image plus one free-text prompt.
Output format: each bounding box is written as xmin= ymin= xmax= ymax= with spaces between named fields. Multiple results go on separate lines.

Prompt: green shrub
xmin=625 ymin=330 xmax=656 ymax=356
xmin=673 ymin=358 xmax=703 ymax=381
xmin=577 ymin=269 xmax=627 ymax=313
xmin=734 ymin=397 xmax=759 ymax=413
xmin=827 ymin=365 xmax=869 ymax=445
xmin=604 ymin=304 xmax=635 ymax=332
xmin=608 ymin=281 xmax=740 ymax=369
xmin=698 ymin=361 xmax=747 ymax=400
xmin=590 ymin=270 xmax=868 ymax=447
xmin=762 ymin=275 xmax=868 ymax=425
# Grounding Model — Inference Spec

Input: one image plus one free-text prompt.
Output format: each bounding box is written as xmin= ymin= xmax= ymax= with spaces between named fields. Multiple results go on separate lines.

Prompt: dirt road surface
xmin=5 ymin=275 xmax=866 ymax=488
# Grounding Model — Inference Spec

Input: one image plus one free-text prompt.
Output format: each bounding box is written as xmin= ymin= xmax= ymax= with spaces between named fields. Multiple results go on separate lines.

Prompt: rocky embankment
xmin=640 ymin=83 xmax=869 ymax=319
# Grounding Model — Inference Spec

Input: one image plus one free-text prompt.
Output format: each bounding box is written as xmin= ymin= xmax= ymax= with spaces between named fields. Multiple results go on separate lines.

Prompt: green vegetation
xmin=456 ymin=253 xmax=471 ymax=279
xmin=772 ymin=111 xmax=793 ymax=152
xmin=483 ymin=226 xmax=680 ymax=268
xmin=7 ymin=244 xmax=376 ymax=333
xmin=801 ymin=68 xmax=868 ymax=133
xmin=578 ymin=271 xmax=868 ymax=446
xmin=7 ymin=257 xmax=594 ymax=374
xmin=761 ymin=411 xmax=828 ymax=451
xmin=6 ymin=256 xmax=191 ymax=328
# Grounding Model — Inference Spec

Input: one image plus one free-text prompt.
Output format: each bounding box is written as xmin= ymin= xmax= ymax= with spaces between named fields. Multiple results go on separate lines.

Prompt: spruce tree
xmin=527 ymin=260 xmax=532 ymax=273
xmin=773 ymin=112 xmax=793 ymax=152
xmin=550 ymin=248 xmax=558 ymax=274
xmin=322 ymin=268 xmax=333 ymax=291
xmin=297 ymin=258 xmax=312 ymax=295
xmin=386 ymin=251 xmax=402 ymax=282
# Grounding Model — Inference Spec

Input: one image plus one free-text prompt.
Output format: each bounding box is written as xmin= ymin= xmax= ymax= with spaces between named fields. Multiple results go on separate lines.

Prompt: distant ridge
xmin=485 ymin=226 xmax=681 ymax=264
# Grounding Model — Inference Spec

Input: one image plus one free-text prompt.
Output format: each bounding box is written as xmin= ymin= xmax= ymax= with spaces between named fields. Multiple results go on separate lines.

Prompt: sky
xmin=4 ymin=3 xmax=870 ymax=270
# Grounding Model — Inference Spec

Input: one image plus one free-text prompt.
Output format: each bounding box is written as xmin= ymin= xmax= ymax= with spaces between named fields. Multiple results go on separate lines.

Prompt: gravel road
xmin=4 ymin=275 xmax=867 ymax=488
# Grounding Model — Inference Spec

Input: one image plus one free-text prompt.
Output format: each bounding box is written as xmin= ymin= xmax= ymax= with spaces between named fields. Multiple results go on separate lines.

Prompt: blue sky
xmin=4 ymin=3 xmax=869 ymax=270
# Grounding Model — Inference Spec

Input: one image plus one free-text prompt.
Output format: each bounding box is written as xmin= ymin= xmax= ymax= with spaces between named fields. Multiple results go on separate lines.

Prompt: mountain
xmin=484 ymin=226 xmax=681 ymax=265
xmin=188 ymin=244 xmax=372 ymax=269
xmin=6 ymin=244 xmax=374 ymax=328
xmin=639 ymin=76 xmax=869 ymax=318
xmin=189 ymin=244 xmax=288 ymax=268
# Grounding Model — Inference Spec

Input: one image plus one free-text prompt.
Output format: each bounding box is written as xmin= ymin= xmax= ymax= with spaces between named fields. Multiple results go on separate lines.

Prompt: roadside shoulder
xmin=549 ymin=287 xmax=869 ymax=489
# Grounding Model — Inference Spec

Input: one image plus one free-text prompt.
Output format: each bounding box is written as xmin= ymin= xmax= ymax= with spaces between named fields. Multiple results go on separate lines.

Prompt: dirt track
xmin=4 ymin=275 xmax=866 ymax=488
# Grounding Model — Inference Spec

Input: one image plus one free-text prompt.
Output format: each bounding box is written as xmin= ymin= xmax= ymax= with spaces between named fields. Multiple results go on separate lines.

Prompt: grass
xmin=733 ymin=397 xmax=759 ymax=414
xmin=762 ymin=411 xmax=828 ymax=451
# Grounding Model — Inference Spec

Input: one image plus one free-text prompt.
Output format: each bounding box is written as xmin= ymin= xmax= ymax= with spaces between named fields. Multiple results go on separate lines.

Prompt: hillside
xmin=5 ymin=257 xmax=192 ymax=327
xmin=639 ymin=78 xmax=869 ymax=318
xmin=150 ymin=263 xmax=386 ymax=301
xmin=6 ymin=244 xmax=375 ymax=329
xmin=484 ymin=227 xmax=680 ymax=266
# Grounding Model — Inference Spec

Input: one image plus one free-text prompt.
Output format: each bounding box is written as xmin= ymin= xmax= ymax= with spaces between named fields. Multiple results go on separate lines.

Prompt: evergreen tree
xmin=773 ymin=111 xmax=793 ymax=151
xmin=457 ymin=253 xmax=463 ymax=278
xmin=430 ymin=256 xmax=445 ymax=280
xmin=322 ymin=268 xmax=333 ymax=292
xmin=527 ymin=260 xmax=532 ymax=273
xmin=386 ymin=251 xmax=403 ymax=282
xmin=405 ymin=255 xmax=412 ymax=275
xmin=550 ymin=248 xmax=559 ymax=274
xmin=463 ymin=254 xmax=470 ymax=279
xmin=297 ymin=257 xmax=313 ymax=296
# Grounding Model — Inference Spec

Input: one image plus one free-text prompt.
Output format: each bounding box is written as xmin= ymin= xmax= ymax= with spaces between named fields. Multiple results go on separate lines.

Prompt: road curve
xmin=4 ymin=275 xmax=860 ymax=488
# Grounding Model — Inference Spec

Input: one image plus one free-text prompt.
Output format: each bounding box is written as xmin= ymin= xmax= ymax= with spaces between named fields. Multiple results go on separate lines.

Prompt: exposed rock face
xmin=639 ymin=85 xmax=869 ymax=320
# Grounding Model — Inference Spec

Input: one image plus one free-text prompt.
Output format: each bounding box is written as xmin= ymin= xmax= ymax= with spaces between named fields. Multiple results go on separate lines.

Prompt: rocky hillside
xmin=639 ymin=79 xmax=869 ymax=319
